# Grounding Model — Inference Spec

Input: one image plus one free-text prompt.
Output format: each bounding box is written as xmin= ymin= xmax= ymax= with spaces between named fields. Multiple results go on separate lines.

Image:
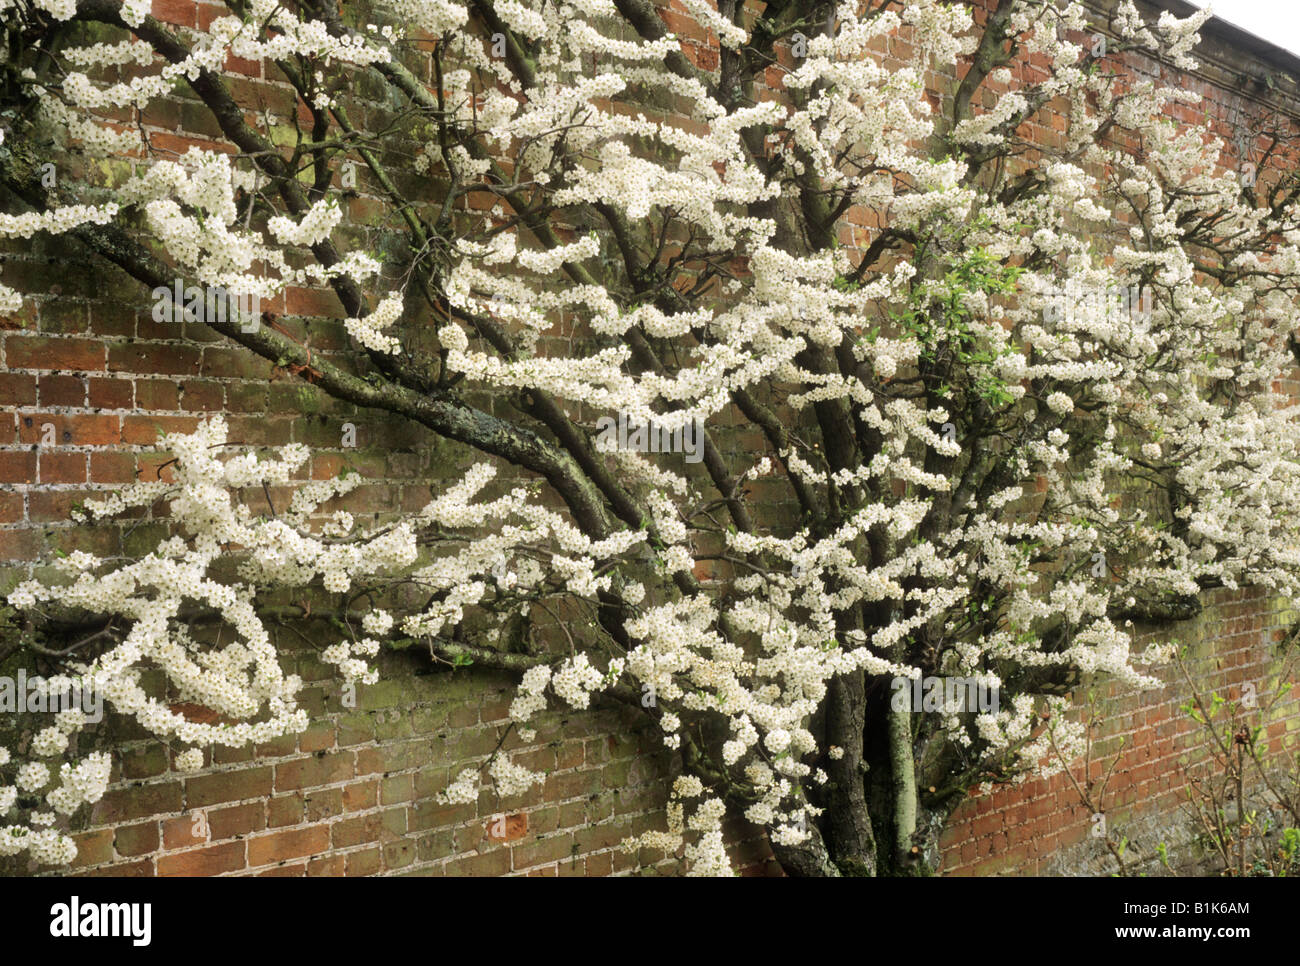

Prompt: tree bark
xmin=887 ymin=690 xmax=921 ymax=873
xmin=822 ymin=672 xmax=878 ymax=875
xmin=768 ymin=822 xmax=843 ymax=877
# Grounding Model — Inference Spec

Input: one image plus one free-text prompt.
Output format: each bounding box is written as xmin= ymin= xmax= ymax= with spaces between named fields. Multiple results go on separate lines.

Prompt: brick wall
xmin=1 ymin=0 xmax=1299 ymax=876
xmin=65 ymin=651 xmax=763 ymax=878
xmin=941 ymin=587 xmax=1300 ymax=875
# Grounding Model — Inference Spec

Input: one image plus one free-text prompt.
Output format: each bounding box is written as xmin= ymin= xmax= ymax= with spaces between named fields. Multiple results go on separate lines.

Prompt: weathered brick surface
xmin=1 ymin=0 xmax=1299 ymax=877
xmin=940 ymin=586 xmax=1300 ymax=875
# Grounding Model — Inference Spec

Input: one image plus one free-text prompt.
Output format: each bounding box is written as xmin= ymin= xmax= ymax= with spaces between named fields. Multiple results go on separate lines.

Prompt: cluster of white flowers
xmin=6 ymin=0 xmax=1294 ymax=876
xmin=3 ymin=418 xmax=442 ymax=862
xmin=344 ymin=294 xmax=405 ymax=355
xmin=0 ymin=749 xmax=110 ymax=863
xmin=486 ymin=755 xmax=545 ymax=797
xmin=268 ymin=198 xmax=343 ymax=248
xmin=0 ymin=203 xmax=120 ymax=240
xmin=440 ymin=768 xmax=480 ymax=805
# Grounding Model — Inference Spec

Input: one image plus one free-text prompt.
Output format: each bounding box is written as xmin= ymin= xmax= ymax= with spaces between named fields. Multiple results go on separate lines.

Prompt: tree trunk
xmin=769 ymin=822 xmax=843 ymax=877
xmin=822 ymin=671 xmax=878 ymax=875
xmin=887 ymin=692 xmax=923 ymax=873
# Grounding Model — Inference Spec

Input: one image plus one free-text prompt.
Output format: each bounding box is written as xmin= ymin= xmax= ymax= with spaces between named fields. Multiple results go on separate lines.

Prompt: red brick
xmin=115 ymin=822 xmax=161 ymax=857
xmin=70 ymin=829 xmax=116 ymax=869
xmin=283 ymin=287 xmax=343 ymax=317
xmin=200 ymin=347 xmax=273 ymax=379
xmin=0 ymin=372 xmax=36 ymax=405
xmin=208 ymin=802 xmax=267 ymax=840
xmin=27 ymin=490 xmax=90 ymax=522
xmin=256 ymin=863 xmax=306 ymax=877
xmin=0 ymin=450 xmax=35 ymax=483
xmin=152 ymin=0 xmax=197 ymax=27
xmin=185 ymin=767 xmax=273 ymax=808
xmin=345 ymin=848 xmax=382 ymax=876
xmin=0 ymin=528 xmax=40 ymax=561
xmin=274 ymin=752 xmax=355 ymax=792
xmin=267 ymin=794 xmax=305 ymax=828
xmin=89 ymin=303 xmax=136 ymax=338
xmin=298 ymin=723 xmax=336 ymax=754
xmin=248 ymin=826 xmax=331 ymax=867
xmin=179 ymin=380 xmax=225 ymax=411
xmin=157 ymin=841 xmax=246 ymax=876
xmin=4 ymin=335 xmax=105 ymax=371
xmin=91 ymin=782 xmax=184 ymax=825
xmin=82 ymin=859 xmax=157 ymax=877
xmin=162 ymin=813 xmax=208 ymax=850
xmin=18 ymin=413 xmax=119 ymax=446
xmin=108 ymin=342 xmax=201 ymax=376
xmin=484 ymin=812 xmax=528 ymax=843
xmin=307 ymin=854 xmax=346 ymax=876
xmin=343 ymin=780 xmax=378 ymax=813
xmin=330 ymin=814 xmax=384 ymax=849
xmin=38 ymin=451 xmax=85 ymax=484
xmin=38 ymin=375 xmax=85 ymax=406
xmin=135 ymin=379 xmax=181 ymax=410
xmin=0 ymin=491 xmax=23 ymax=524
xmin=88 ymin=377 xmax=134 ymax=409
xmin=90 ymin=450 xmax=136 ymax=483
xmin=121 ymin=414 xmax=200 ymax=446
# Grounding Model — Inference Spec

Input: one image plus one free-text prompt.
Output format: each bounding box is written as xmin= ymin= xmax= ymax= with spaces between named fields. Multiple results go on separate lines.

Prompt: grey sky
xmin=1185 ymin=1 xmax=1300 ymax=58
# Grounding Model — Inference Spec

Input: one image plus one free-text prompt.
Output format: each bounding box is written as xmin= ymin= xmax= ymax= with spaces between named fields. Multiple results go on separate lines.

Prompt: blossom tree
xmin=2 ymin=0 xmax=1299 ymax=875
